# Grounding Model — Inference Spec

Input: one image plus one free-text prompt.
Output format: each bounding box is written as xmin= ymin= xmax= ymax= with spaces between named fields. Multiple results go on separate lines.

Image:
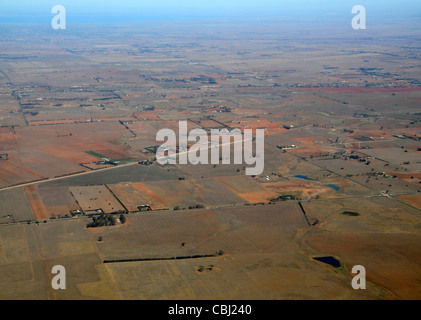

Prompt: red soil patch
xmin=108 ymin=182 xmax=168 ymax=212
xmin=0 ymin=161 xmax=44 ymax=186
xmin=387 ymin=172 xmax=421 ymax=180
xmin=40 ymin=145 xmax=99 ymax=164
xmin=130 ymin=182 xmax=169 ymax=210
xmin=24 ymin=185 xmax=48 ymax=220
xmin=294 ymin=87 xmax=421 ymax=94
xmin=396 ymin=194 xmax=421 ymax=210
xmin=215 ymin=176 xmax=277 ymax=203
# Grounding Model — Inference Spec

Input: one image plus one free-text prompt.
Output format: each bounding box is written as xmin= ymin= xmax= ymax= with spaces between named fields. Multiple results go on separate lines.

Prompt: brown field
xmin=37 ymin=186 xmax=81 ymax=218
xmin=137 ymin=178 xmax=250 ymax=209
xmin=107 ymin=182 xmax=168 ymax=212
xmin=295 ymin=87 xmax=421 ymax=94
xmin=301 ymin=197 xmax=421 ymax=300
xmin=82 ymin=204 xmax=386 ymax=299
xmin=80 ymin=162 xmax=113 ymax=170
xmin=24 ymin=185 xmax=48 ymax=220
xmin=0 ymin=127 xmax=17 ymax=152
xmin=187 ymin=178 xmax=248 ymax=206
xmin=264 ymin=181 xmax=329 ymax=199
xmin=89 ymin=204 xmax=309 ymax=261
xmin=0 ymin=160 xmax=44 ymax=188
xmin=69 ymin=185 xmax=125 ymax=214
xmin=0 ymin=122 xmax=142 ymax=186
xmin=0 ymin=188 xmax=35 ymax=222
xmin=396 ymin=194 xmax=421 ymax=210
xmin=306 ymin=232 xmax=421 ymax=299
xmin=0 ymin=205 xmax=387 ymax=300
xmin=388 ymin=172 xmax=421 ymax=181
xmin=193 ymin=119 xmax=224 ymax=129
xmin=11 ymin=149 xmax=83 ymax=179
xmin=229 ymin=120 xmax=286 ymax=135
xmin=39 ymin=144 xmax=101 ymax=164
xmin=215 ymin=176 xmax=278 ymax=203
xmin=29 ymin=119 xmax=84 ymax=125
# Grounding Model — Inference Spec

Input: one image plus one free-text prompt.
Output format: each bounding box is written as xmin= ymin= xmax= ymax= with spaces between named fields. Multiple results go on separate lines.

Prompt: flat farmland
xmin=359 ymin=147 xmax=421 ymax=167
xmin=0 ymin=101 xmax=26 ymax=127
xmin=396 ymin=194 xmax=421 ymax=210
xmin=0 ymin=187 xmax=35 ymax=222
xmin=0 ymin=127 xmax=17 ymax=152
xmin=350 ymin=172 xmax=420 ymax=195
xmin=106 ymin=250 xmax=385 ymax=300
xmin=305 ymin=232 xmax=421 ymax=299
xmin=302 ymin=197 xmax=421 ymax=299
xmin=93 ymin=204 xmax=386 ymax=300
xmin=263 ymin=180 xmax=328 ymax=199
xmin=39 ymin=144 xmax=102 ymax=164
xmin=37 ymin=186 xmax=81 ymax=218
xmin=29 ymin=220 xmax=93 ymax=259
xmin=0 ymin=225 xmax=50 ymax=299
xmin=89 ymin=203 xmax=309 ymax=261
xmin=0 ymin=214 xmax=384 ymax=300
xmin=192 ymin=118 xmax=225 ymax=129
xmin=142 ymin=178 xmax=248 ymax=209
xmin=229 ymin=120 xmax=286 ymax=135
xmin=317 ymin=176 xmax=374 ymax=198
xmin=107 ymin=182 xmax=169 ymax=212
xmin=187 ymin=178 xmax=247 ymax=206
xmin=304 ymin=89 xmax=421 ymax=112
xmin=11 ymin=149 xmax=83 ymax=179
xmin=24 ymin=185 xmax=48 ymax=220
xmin=0 ymin=122 xmax=143 ymax=186
xmin=141 ymin=179 xmax=205 ymax=209
xmin=0 ymin=158 xmax=44 ymax=188
xmin=262 ymin=175 xmax=370 ymax=200
xmin=175 ymin=161 xmax=247 ymax=179
xmin=0 ymin=17 xmax=420 ymax=301
xmin=214 ymin=176 xmax=278 ymax=203
xmin=17 ymin=122 xmax=138 ymax=159
xmin=42 ymin=164 xmax=185 ymax=188
xmin=309 ymin=156 xmax=391 ymax=177
xmin=69 ymin=185 xmax=125 ymax=214
xmin=0 ymin=221 xmax=113 ymax=300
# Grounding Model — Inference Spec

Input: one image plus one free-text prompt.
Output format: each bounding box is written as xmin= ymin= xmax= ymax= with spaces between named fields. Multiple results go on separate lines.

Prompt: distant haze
xmin=1 ymin=0 xmax=420 ymax=23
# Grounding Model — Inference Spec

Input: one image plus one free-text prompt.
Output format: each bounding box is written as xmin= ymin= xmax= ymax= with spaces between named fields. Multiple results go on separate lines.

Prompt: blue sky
xmin=1 ymin=0 xmax=420 ymax=22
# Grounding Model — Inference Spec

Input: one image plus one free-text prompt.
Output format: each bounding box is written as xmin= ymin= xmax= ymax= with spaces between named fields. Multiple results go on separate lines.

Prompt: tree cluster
xmin=86 ymin=214 xmax=116 ymax=228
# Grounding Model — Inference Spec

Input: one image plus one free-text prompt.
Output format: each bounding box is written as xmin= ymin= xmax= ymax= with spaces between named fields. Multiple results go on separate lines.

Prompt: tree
xmin=120 ymin=214 xmax=126 ymax=224
xmin=87 ymin=214 xmax=117 ymax=228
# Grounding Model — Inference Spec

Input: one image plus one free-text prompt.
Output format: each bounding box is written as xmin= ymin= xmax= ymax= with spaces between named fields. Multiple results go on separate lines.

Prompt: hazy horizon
xmin=1 ymin=0 xmax=420 ymax=23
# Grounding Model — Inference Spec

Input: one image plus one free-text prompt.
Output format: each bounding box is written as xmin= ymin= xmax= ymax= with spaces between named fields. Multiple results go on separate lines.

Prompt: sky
xmin=1 ymin=0 xmax=420 ymax=22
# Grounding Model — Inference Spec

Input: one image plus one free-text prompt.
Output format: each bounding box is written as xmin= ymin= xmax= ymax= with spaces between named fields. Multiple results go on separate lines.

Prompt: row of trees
xmin=174 ymin=204 xmax=205 ymax=211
